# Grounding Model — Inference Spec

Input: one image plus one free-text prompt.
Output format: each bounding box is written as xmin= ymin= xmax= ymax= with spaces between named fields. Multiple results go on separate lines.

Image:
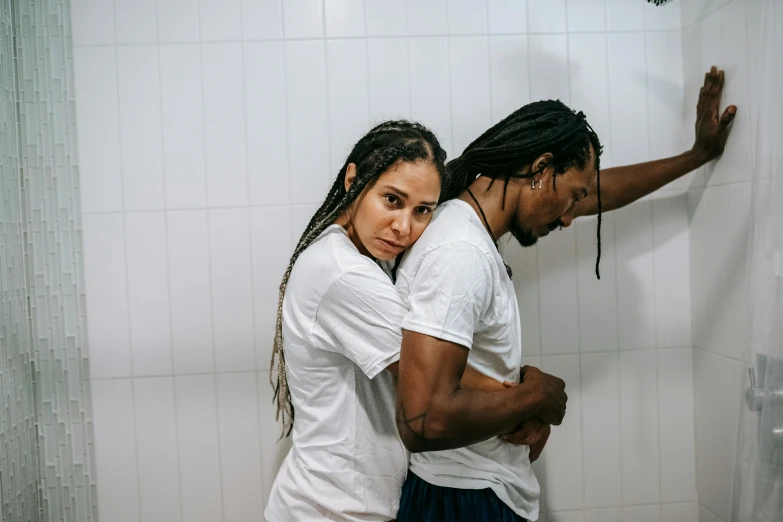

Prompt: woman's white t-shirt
xmin=264 ymin=225 xmax=409 ymax=522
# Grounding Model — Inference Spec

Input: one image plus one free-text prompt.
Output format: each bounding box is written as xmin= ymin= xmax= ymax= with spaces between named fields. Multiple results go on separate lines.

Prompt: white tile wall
xmin=72 ymin=0 xmax=708 ymax=520
xmin=683 ymin=2 xmax=759 ymax=520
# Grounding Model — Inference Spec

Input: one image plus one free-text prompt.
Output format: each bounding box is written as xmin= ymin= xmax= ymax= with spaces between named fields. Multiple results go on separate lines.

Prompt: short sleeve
xmin=312 ymin=266 xmax=406 ymax=379
xmin=401 ymin=242 xmax=494 ymax=349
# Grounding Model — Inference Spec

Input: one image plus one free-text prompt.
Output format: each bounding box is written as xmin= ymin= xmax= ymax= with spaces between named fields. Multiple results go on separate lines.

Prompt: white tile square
xmin=580 ymin=352 xmax=622 ymax=507
xmin=175 ymin=375 xmax=224 ymax=522
xmin=159 ymin=44 xmax=207 ymax=209
xmin=568 ymin=33 xmax=610 ymax=154
xmin=447 ymin=0 xmax=487 ymax=34
xmin=566 ymin=0 xmax=606 ymax=32
xmin=91 ymin=379 xmax=139 ymax=522
xmin=681 ymin=0 xmax=699 ymax=28
xmin=449 ymin=36 xmax=491 ymax=154
xmin=699 ymin=0 xmax=722 ymax=18
xmin=527 ymin=0 xmax=566 ymax=33
xmin=244 ymin=42 xmax=290 ymax=206
xmin=687 ymin=189 xmax=707 ymax=350
xmin=721 ymin=0 xmax=751 ymax=184
xmin=283 ymin=0 xmax=325 ymax=38
xmin=252 ymin=208 xmax=292 ymax=369
xmin=125 ymin=212 xmax=173 ymax=376
xmin=326 ymin=40 xmax=371 ymax=173
xmin=289 ymin=204 xmax=320 ymax=247
xmin=662 ymin=503 xmax=699 ymax=522
xmin=217 ymin=373 xmax=264 ymax=522
xmin=693 ymin=349 xmax=747 ymax=520
xmin=725 ymin=182 xmax=751 ymax=360
xmin=528 ymin=35 xmax=569 ymax=103
xmin=167 ymin=210 xmax=215 ymax=374
xmin=645 ymin=0 xmax=681 ymax=30
xmin=210 ymin=209 xmax=256 ymax=372
xmin=619 ymin=350 xmax=660 ymax=505
xmin=537 ymin=227 xmax=579 ymax=355
xmin=652 ymin=193 xmax=692 ymax=348
xmin=82 ymin=214 xmax=131 ymax=378
xmin=285 ymin=41 xmax=331 ymax=204
xmin=73 ymin=47 xmax=123 ymax=213
xmin=201 ymin=43 xmax=249 ymax=207
xmin=658 ymin=349 xmax=697 ymax=502
xmin=703 ymin=185 xmax=732 ymax=358
xmin=607 ymin=32 xmax=649 ymax=166
xmin=117 ymin=46 xmax=166 ymax=211
xmin=199 ymin=0 xmax=242 ymax=40
xmin=489 ymin=36 xmax=530 ymax=124
xmin=576 ymin=206 xmax=618 ymax=354
xmin=115 ymin=0 xmax=157 ymax=43
xmin=487 ymin=0 xmax=527 ymax=34
xmin=157 ymin=0 xmax=200 ymax=42
xmin=540 ymin=355 xmax=583 ymax=511
xmin=647 ymin=31 xmax=686 ymax=178
xmin=505 ymin=240 xmax=540 ymax=355
xmin=368 ymin=38 xmax=410 ymax=122
xmin=365 ymin=0 xmax=407 ymax=36
xmin=622 ymin=505 xmax=659 ymax=522
xmin=409 ymin=37 xmax=453 ymax=156
xmin=133 ymin=377 xmax=182 ymax=522
xmin=548 ymin=512 xmax=585 ymax=522
xmin=606 ymin=0 xmax=645 ymax=31
xmin=325 ymin=0 xmax=366 ymax=37
xmin=585 ymin=508 xmax=621 ymax=522
xmin=406 ymin=0 xmax=447 ymax=36
xmin=698 ymin=503 xmax=717 ymax=522
xmin=614 ymin=200 xmax=656 ymax=350
xmin=259 ymin=371 xmax=293 ymax=504
xmin=71 ymin=0 xmax=115 ymax=45
xmin=242 ymin=0 xmax=284 ymax=39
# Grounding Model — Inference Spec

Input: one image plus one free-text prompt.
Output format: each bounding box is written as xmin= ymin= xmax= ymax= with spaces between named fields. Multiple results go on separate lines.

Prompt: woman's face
xmin=341 ymin=160 xmax=441 ymax=261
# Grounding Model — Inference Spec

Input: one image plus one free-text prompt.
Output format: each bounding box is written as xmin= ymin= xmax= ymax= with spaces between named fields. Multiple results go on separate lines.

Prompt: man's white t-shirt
xmin=265 ymin=225 xmax=410 ymax=522
xmin=395 ymin=199 xmax=540 ymax=520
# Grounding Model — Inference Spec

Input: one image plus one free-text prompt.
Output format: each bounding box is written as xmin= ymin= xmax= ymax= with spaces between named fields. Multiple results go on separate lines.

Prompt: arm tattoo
xmin=395 ymin=401 xmax=432 ymax=444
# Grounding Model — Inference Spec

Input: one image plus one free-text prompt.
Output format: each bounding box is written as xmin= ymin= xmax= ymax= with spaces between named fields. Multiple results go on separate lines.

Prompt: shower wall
xmin=0 ymin=0 xmax=97 ymax=521
xmin=0 ymin=0 xmax=40 ymax=519
xmin=681 ymin=1 xmax=760 ymax=521
xmin=70 ymin=1 xmax=700 ymax=521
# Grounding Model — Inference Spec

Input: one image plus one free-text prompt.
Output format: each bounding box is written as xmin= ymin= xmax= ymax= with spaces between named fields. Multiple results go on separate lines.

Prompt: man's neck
xmin=457 ymin=176 xmax=518 ymax=241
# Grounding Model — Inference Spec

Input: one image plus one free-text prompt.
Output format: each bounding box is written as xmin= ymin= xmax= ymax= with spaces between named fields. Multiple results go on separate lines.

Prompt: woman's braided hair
xmin=271 ymin=120 xmax=447 ymax=437
xmin=442 ymin=100 xmax=604 ymax=277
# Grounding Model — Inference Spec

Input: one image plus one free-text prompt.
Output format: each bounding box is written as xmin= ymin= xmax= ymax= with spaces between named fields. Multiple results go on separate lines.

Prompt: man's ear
xmin=531 ymin=153 xmax=553 ymax=175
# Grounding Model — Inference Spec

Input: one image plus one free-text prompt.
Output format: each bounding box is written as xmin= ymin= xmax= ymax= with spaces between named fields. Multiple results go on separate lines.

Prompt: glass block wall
xmin=0 ymin=0 xmax=41 ymax=519
xmin=0 ymin=0 xmax=97 ymax=520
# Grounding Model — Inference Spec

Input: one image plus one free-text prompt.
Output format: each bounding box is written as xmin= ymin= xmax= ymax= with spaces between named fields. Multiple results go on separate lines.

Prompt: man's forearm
xmin=395 ymin=384 xmax=539 ymax=453
xmin=576 ymin=148 xmax=709 ymax=217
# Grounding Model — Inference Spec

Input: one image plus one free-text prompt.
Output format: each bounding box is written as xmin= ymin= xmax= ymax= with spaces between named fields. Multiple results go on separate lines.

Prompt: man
xmin=393 ymin=67 xmax=735 ymax=521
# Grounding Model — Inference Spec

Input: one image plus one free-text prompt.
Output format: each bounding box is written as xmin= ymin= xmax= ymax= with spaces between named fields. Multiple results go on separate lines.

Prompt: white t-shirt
xmin=265 ymin=225 xmax=410 ymax=522
xmin=395 ymin=199 xmax=540 ymax=520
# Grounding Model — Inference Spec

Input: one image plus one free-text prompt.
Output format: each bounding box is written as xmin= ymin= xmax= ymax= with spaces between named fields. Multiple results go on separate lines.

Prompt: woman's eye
xmin=416 ymin=207 xmax=431 ymax=215
xmin=385 ymin=195 xmax=398 ymax=205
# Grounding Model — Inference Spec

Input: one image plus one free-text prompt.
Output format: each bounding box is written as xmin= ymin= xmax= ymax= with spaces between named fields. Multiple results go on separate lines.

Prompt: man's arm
xmin=387 ymin=361 xmax=505 ymax=392
xmin=395 ymin=330 xmax=567 ymax=453
xmin=574 ymin=66 xmax=736 ymax=217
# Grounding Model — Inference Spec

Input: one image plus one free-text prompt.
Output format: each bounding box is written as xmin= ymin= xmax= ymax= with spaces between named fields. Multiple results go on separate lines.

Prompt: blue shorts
xmin=396 ymin=471 xmax=527 ymax=522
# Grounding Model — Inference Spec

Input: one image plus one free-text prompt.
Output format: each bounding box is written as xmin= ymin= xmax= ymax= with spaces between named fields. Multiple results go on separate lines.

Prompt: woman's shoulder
xmin=290 ymin=226 xmax=392 ymax=295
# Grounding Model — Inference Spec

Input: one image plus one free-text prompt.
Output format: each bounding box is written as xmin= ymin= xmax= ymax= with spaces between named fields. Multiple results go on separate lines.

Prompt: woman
xmin=265 ymin=120 xmax=449 ymax=522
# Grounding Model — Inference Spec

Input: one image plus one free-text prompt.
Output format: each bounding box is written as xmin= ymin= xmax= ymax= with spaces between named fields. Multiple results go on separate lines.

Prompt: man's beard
xmin=510 ymin=219 xmax=561 ymax=247
xmin=510 ymin=225 xmax=538 ymax=247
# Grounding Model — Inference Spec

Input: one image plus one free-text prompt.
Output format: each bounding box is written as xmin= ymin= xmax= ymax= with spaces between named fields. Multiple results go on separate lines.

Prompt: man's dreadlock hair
xmin=271 ymin=120 xmax=447 ymax=437
xmin=443 ymin=100 xmax=604 ymax=278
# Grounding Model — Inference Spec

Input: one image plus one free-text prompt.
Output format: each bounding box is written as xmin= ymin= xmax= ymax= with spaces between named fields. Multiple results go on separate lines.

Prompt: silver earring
xmin=531 ymin=179 xmax=536 ymax=189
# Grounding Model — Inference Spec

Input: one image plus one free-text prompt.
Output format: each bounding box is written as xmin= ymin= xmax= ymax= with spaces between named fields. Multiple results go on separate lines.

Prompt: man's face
xmin=511 ymin=147 xmax=597 ymax=247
